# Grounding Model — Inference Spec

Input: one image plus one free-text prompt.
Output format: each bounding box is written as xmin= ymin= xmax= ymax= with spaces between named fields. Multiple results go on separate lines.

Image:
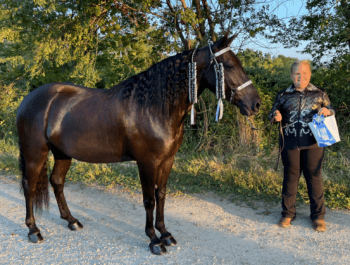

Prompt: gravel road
xmin=1 ymin=174 xmax=350 ymax=265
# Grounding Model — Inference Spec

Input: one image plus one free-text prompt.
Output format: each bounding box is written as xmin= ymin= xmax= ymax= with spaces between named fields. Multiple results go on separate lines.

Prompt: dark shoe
xmin=278 ymin=217 xmax=293 ymax=228
xmin=312 ymin=219 xmax=326 ymax=232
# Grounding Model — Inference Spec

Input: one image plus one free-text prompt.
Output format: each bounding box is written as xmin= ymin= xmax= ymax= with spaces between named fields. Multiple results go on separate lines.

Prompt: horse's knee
xmin=49 ymin=176 xmax=64 ymax=191
xmin=49 ymin=173 xmax=64 ymax=184
xmin=22 ymin=178 xmax=37 ymax=196
xmin=155 ymin=187 xmax=166 ymax=201
xmin=143 ymin=198 xmax=155 ymax=210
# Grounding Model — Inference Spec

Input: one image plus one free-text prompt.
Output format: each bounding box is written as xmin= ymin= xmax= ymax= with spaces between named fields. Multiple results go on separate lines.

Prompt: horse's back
xmin=16 ymin=83 xmax=97 ymax=151
xmin=17 ymin=83 xmax=84 ymax=116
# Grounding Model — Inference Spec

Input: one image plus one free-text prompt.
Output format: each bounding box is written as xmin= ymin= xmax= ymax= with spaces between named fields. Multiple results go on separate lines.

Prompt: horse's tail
xmin=20 ymin=149 xmax=49 ymax=214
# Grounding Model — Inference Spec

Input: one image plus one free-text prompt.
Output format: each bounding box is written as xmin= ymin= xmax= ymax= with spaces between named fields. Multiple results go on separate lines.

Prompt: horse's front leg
xmin=155 ymin=157 xmax=177 ymax=247
xmin=137 ymin=161 xmax=166 ymax=255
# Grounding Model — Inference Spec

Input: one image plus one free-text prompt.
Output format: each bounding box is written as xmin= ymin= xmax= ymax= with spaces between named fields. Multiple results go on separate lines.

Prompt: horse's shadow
xmin=189 ymin=191 xmax=350 ymax=231
xmin=0 ymin=186 xmax=147 ymax=249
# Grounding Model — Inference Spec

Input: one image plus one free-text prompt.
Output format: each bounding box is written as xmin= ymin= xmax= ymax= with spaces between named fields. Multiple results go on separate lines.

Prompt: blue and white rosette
xmin=311 ymin=114 xmax=336 ymax=147
xmin=313 ymin=114 xmax=324 ymax=125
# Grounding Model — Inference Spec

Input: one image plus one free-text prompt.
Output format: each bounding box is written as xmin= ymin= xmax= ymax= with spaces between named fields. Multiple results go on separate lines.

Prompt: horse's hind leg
xmin=49 ymin=146 xmax=83 ymax=230
xmin=20 ymin=149 xmax=49 ymax=243
xmin=155 ymin=157 xmax=177 ymax=247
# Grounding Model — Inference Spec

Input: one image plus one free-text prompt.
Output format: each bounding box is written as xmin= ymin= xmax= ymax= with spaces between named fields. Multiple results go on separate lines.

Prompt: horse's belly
xmin=73 ymin=154 xmax=133 ymax=164
xmin=68 ymin=148 xmax=124 ymax=163
xmin=48 ymin=128 xmax=130 ymax=163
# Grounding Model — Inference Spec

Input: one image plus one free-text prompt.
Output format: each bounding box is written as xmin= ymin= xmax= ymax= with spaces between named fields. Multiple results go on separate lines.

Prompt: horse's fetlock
xmin=145 ymin=227 xmax=156 ymax=238
xmin=160 ymin=231 xmax=172 ymax=239
xmin=25 ymin=217 xmax=36 ymax=228
xmin=155 ymin=222 xmax=165 ymax=232
xmin=60 ymin=210 xmax=72 ymax=221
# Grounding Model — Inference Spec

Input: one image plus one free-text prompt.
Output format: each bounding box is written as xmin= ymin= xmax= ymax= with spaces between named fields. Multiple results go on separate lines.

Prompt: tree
xmin=121 ymin=0 xmax=285 ymax=51
xmin=0 ymin=0 xmax=167 ymax=89
xmin=0 ymin=0 xmax=298 ymax=91
xmin=268 ymin=0 xmax=350 ymax=63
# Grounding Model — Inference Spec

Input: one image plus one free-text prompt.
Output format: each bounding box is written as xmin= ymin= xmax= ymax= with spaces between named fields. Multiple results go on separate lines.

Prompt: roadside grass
xmin=1 ymin=134 xmax=349 ymax=210
xmin=0 ymin=139 xmax=21 ymax=176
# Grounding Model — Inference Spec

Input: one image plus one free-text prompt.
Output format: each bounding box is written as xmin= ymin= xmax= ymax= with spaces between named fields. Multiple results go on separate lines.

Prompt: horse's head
xmin=196 ymin=34 xmax=261 ymax=116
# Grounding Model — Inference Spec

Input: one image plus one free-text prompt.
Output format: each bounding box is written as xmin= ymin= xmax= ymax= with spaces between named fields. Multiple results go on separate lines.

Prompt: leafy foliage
xmin=0 ymin=0 xmax=349 ymax=209
xmin=268 ymin=0 xmax=350 ymax=64
xmin=0 ymin=0 xmax=168 ymax=90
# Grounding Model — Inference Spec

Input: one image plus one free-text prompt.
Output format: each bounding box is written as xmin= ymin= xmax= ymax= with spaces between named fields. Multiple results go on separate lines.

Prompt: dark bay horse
xmin=16 ymin=34 xmax=261 ymax=254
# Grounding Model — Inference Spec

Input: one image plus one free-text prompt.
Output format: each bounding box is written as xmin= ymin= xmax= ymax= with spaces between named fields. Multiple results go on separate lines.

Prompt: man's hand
xmin=319 ymin=108 xmax=332 ymax=116
xmin=274 ymin=110 xmax=282 ymax=122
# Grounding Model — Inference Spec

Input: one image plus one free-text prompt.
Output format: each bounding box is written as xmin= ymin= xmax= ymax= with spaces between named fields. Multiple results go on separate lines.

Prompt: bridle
xmin=189 ymin=42 xmax=253 ymax=123
xmin=207 ymin=44 xmax=284 ymax=169
xmin=206 ymin=43 xmax=253 ymax=104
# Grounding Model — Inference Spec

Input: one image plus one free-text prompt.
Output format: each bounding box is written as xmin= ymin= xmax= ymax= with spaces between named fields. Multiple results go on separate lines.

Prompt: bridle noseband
xmin=229 ymin=80 xmax=253 ymax=103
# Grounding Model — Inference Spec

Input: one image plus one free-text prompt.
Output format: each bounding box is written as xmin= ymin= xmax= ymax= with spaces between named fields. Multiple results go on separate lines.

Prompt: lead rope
xmin=276 ymin=120 xmax=284 ymax=170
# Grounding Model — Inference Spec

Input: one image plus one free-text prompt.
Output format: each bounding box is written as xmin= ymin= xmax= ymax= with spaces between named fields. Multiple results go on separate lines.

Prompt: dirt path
xmin=1 ymin=174 xmax=350 ymax=264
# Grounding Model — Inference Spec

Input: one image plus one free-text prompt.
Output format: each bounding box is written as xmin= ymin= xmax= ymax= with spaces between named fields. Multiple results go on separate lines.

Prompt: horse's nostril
xmin=255 ymin=101 xmax=261 ymax=111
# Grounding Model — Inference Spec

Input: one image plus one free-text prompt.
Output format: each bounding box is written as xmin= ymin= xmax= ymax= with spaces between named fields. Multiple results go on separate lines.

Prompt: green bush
xmin=1 ymin=45 xmax=349 ymax=209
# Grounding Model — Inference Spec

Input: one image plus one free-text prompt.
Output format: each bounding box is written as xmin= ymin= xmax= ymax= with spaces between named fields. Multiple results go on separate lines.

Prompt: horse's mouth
xmin=239 ymin=106 xmax=251 ymax=116
xmin=237 ymin=102 xmax=251 ymax=116
xmin=238 ymin=103 xmax=260 ymax=117
xmin=236 ymin=96 xmax=261 ymax=116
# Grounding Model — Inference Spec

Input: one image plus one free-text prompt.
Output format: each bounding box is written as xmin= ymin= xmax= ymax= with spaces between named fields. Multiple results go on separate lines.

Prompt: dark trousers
xmin=281 ymin=147 xmax=326 ymax=221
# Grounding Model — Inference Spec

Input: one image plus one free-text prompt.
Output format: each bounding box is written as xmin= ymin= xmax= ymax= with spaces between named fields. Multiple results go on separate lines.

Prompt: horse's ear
xmin=213 ymin=32 xmax=237 ymax=50
xmin=225 ymin=34 xmax=237 ymax=47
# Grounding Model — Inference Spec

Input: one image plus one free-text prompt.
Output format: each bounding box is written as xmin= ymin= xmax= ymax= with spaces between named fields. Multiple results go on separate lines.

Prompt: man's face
xmin=290 ymin=63 xmax=311 ymax=90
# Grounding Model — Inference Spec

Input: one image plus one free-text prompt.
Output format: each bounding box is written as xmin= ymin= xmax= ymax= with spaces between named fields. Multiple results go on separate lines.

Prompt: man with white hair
xmin=269 ymin=60 xmax=335 ymax=232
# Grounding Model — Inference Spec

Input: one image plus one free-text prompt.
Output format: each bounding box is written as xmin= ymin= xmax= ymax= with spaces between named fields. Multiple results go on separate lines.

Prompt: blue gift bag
xmin=308 ymin=114 xmax=341 ymax=147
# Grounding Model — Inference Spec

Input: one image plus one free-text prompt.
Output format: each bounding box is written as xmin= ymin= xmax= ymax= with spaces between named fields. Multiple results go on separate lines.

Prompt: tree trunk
xmin=201 ymin=0 xmax=215 ymax=41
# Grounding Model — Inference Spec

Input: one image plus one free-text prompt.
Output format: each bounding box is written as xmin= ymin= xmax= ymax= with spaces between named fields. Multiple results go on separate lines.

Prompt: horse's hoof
xmin=149 ymin=238 xmax=166 ymax=255
xmin=160 ymin=232 xmax=177 ymax=246
xmin=28 ymin=232 xmax=44 ymax=243
xmin=68 ymin=221 xmax=83 ymax=231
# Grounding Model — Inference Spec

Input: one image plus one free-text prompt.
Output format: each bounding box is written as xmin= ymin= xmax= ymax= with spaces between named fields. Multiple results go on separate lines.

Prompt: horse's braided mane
xmin=110 ymin=49 xmax=194 ymax=116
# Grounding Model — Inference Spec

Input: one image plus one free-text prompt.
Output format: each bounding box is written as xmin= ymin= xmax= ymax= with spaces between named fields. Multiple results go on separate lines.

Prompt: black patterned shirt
xmin=268 ymin=83 xmax=335 ymax=150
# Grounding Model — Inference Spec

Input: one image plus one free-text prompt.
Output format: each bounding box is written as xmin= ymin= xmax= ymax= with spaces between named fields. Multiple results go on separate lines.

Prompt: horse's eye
xmin=225 ymin=65 xmax=234 ymax=70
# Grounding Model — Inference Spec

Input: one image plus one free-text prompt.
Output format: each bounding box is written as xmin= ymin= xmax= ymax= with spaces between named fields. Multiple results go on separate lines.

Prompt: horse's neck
xmin=109 ymin=49 xmax=209 ymax=128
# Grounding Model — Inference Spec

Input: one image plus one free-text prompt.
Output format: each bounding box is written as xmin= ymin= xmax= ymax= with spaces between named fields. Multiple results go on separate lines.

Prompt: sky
xmin=243 ymin=0 xmax=313 ymax=61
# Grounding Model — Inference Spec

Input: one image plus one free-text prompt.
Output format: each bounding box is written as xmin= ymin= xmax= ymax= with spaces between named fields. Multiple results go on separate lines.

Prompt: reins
xmin=245 ymin=116 xmax=285 ymax=170
xmin=245 ymin=116 xmax=274 ymax=131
